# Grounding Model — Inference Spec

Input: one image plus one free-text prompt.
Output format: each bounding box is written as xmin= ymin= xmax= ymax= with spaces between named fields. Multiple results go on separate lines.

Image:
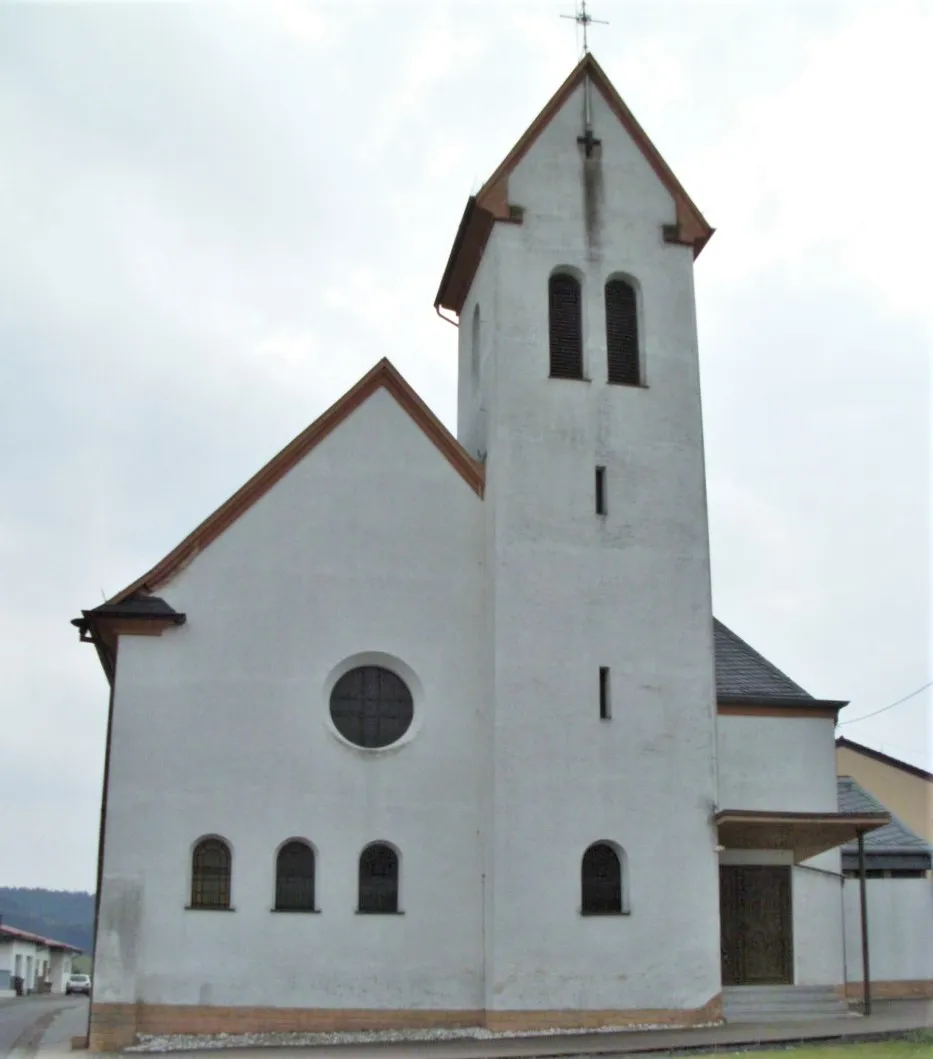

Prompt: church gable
xmin=74 ymin=359 xmax=484 ymax=681
xmin=118 ymin=362 xmax=480 ymax=601
xmin=435 ymin=53 xmax=713 ymax=315
xmin=106 ymin=358 xmax=483 ymax=607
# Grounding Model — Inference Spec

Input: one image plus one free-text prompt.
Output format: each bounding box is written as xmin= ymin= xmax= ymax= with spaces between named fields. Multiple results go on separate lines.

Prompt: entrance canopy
xmin=716 ymin=809 xmax=889 ymax=863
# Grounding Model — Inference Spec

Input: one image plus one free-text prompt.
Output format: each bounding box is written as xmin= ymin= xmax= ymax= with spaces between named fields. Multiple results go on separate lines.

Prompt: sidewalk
xmin=39 ymin=1000 xmax=930 ymax=1058
xmin=1 ymin=993 xmax=69 ymax=1009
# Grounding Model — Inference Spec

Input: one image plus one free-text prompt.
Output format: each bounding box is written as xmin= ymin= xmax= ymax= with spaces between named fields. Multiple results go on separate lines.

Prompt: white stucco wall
xmin=716 ymin=714 xmax=845 ymax=986
xmin=102 ymin=71 xmax=728 ymax=1022
xmin=844 ymin=877 xmax=933 ymax=985
xmin=793 ymin=867 xmax=845 ymax=986
xmin=98 ymin=386 xmax=486 ymax=1011
xmin=35 ymin=946 xmax=50 ymax=989
xmin=457 ymin=80 xmax=721 ymax=1013
xmin=0 ymin=939 xmax=54 ymax=993
xmin=0 ymin=941 xmax=11 ymax=996
xmin=49 ymin=951 xmax=74 ymax=993
xmin=717 ymin=715 xmax=838 ymax=813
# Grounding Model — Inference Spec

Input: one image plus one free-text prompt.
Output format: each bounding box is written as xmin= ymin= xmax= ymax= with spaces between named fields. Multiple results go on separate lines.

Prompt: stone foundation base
xmin=844 ymin=979 xmax=933 ymax=1000
xmin=88 ymin=993 xmax=722 ymax=1052
xmin=483 ymin=993 xmax=722 ymax=1033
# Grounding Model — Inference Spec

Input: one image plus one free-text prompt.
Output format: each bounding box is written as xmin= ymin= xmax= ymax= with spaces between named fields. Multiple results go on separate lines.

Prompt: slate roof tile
xmin=713 ymin=619 xmax=812 ymax=700
xmin=837 ymin=775 xmax=932 ymax=854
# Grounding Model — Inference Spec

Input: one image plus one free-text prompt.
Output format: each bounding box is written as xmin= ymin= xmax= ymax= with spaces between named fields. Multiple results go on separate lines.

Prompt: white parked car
xmin=65 ymin=973 xmax=91 ymax=996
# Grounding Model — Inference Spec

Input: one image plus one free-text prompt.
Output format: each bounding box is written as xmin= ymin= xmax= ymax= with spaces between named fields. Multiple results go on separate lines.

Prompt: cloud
xmin=695 ymin=1 xmax=933 ymax=328
xmin=1 ymin=2 xmax=930 ymax=891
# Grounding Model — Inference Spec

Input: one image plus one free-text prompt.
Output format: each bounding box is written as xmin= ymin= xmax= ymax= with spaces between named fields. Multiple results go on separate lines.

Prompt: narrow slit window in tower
xmin=595 ymin=465 xmax=606 ymax=515
xmin=599 ymin=667 xmax=611 ymax=720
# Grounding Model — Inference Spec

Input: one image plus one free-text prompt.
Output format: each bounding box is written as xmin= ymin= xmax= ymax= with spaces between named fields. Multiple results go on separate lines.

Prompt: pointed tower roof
xmin=435 ymin=53 xmax=713 ymax=315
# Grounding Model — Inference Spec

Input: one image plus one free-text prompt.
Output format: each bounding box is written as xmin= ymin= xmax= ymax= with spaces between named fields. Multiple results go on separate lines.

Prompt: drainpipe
xmin=857 ymin=830 xmax=872 ymax=1015
xmin=839 ymin=871 xmax=848 ymax=1004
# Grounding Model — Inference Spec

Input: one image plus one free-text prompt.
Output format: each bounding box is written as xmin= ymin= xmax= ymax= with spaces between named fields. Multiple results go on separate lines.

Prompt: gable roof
xmin=836 ymin=737 xmax=933 ymax=783
xmin=711 ymin=618 xmax=821 ymax=707
xmin=837 ymin=775 xmax=932 ymax=863
xmin=0 ymin=923 xmax=82 ymax=953
xmin=104 ymin=358 xmax=484 ymax=606
xmin=435 ymin=52 xmax=714 ymax=314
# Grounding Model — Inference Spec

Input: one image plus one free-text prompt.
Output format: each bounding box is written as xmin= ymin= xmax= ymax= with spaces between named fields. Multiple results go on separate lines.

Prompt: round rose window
xmin=329 ymin=665 xmax=414 ymax=748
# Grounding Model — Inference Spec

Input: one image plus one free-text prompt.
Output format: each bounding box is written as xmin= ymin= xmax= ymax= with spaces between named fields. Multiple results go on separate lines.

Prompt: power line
xmin=837 ymin=680 xmax=933 ymax=726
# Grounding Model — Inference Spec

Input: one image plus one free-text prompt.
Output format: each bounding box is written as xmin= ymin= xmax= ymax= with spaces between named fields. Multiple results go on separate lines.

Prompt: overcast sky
xmin=1 ymin=0 xmax=930 ymax=892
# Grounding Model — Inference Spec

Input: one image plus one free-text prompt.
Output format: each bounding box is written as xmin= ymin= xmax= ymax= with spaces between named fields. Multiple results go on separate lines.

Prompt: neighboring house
xmin=838 ymin=775 xmax=932 ymax=878
xmin=836 ymin=737 xmax=933 ymax=852
xmin=72 ymin=53 xmax=891 ymax=1051
xmin=838 ymin=776 xmax=933 ymax=998
xmin=0 ymin=919 xmax=80 ymax=996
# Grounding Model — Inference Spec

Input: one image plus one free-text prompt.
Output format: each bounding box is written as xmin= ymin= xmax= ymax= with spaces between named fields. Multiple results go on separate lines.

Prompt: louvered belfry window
xmin=191 ymin=838 xmax=232 ymax=910
xmin=605 ymin=278 xmax=639 ymax=386
xmin=548 ymin=273 xmax=583 ymax=379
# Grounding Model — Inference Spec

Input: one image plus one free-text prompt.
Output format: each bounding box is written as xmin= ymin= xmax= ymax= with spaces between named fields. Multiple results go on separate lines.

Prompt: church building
xmin=73 ymin=53 xmax=889 ymax=1051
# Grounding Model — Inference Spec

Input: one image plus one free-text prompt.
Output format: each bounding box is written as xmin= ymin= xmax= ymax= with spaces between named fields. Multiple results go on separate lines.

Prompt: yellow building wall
xmin=836 ymin=745 xmax=933 ymax=844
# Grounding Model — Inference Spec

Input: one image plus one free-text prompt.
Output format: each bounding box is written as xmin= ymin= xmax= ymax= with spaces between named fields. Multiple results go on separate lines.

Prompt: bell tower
xmin=436 ymin=54 xmax=723 ymax=1026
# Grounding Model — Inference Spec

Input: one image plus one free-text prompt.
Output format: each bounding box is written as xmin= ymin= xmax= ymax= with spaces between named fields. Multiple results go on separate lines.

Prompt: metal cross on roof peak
xmin=560 ymin=0 xmax=608 ymax=56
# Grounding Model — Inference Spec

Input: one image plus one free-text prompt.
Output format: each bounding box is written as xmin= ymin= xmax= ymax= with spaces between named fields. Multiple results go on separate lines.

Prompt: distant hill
xmin=0 ymin=888 xmax=94 ymax=954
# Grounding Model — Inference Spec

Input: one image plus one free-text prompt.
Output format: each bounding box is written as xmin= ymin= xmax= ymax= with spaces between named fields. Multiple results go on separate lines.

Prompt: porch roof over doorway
xmin=715 ymin=808 xmax=890 ymax=863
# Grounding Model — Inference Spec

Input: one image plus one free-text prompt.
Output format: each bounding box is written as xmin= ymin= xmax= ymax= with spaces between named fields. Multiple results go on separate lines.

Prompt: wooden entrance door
xmin=720 ymin=865 xmax=793 ymax=985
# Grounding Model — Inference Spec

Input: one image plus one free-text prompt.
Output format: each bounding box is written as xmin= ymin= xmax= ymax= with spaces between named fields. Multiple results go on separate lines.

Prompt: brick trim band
xmin=88 ymin=993 xmax=722 ymax=1051
xmin=844 ymin=979 xmax=933 ymax=1000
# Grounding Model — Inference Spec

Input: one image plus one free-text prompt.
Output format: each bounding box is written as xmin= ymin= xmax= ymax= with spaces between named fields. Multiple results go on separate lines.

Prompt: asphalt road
xmin=0 ymin=996 xmax=87 ymax=1058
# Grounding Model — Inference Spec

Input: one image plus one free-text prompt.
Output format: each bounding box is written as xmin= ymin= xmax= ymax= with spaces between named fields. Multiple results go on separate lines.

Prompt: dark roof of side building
xmin=712 ymin=618 xmax=850 ymax=713
xmin=80 ymin=592 xmax=184 ymax=621
xmin=838 ymin=775 xmax=932 ymax=867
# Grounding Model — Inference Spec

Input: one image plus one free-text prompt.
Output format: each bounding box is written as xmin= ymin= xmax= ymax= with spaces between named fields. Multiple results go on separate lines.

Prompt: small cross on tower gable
xmin=435 ymin=53 xmax=713 ymax=316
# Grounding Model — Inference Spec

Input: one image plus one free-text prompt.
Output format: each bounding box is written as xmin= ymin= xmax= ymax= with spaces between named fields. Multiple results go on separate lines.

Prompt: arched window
xmin=471 ymin=303 xmax=481 ymax=388
xmin=275 ymin=841 xmax=315 ymax=911
xmin=330 ymin=666 xmax=413 ymax=749
xmin=191 ymin=837 xmax=231 ymax=910
xmin=605 ymin=278 xmax=639 ymax=385
xmin=358 ymin=843 xmax=399 ymax=913
xmin=549 ymin=272 xmax=583 ymax=379
xmin=581 ymin=842 xmax=623 ymax=915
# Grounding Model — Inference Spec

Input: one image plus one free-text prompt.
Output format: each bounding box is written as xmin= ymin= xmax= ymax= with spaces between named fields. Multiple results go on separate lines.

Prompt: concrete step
xmin=723 ymin=986 xmax=851 ymax=1023
xmin=725 ymin=995 xmax=848 ymax=1008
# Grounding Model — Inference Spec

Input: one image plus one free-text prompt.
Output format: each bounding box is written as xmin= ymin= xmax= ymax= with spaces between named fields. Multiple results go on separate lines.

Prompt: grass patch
xmin=695 ymin=1035 xmax=933 ymax=1058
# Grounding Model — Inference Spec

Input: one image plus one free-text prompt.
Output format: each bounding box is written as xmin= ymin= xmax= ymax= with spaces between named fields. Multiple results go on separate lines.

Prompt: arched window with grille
xmin=581 ymin=841 xmax=624 ymax=915
xmin=358 ymin=843 xmax=399 ymax=914
xmin=548 ymin=272 xmax=583 ymax=379
xmin=190 ymin=837 xmax=232 ymax=910
xmin=605 ymin=277 xmax=640 ymax=385
xmin=274 ymin=840 xmax=316 ymax=912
